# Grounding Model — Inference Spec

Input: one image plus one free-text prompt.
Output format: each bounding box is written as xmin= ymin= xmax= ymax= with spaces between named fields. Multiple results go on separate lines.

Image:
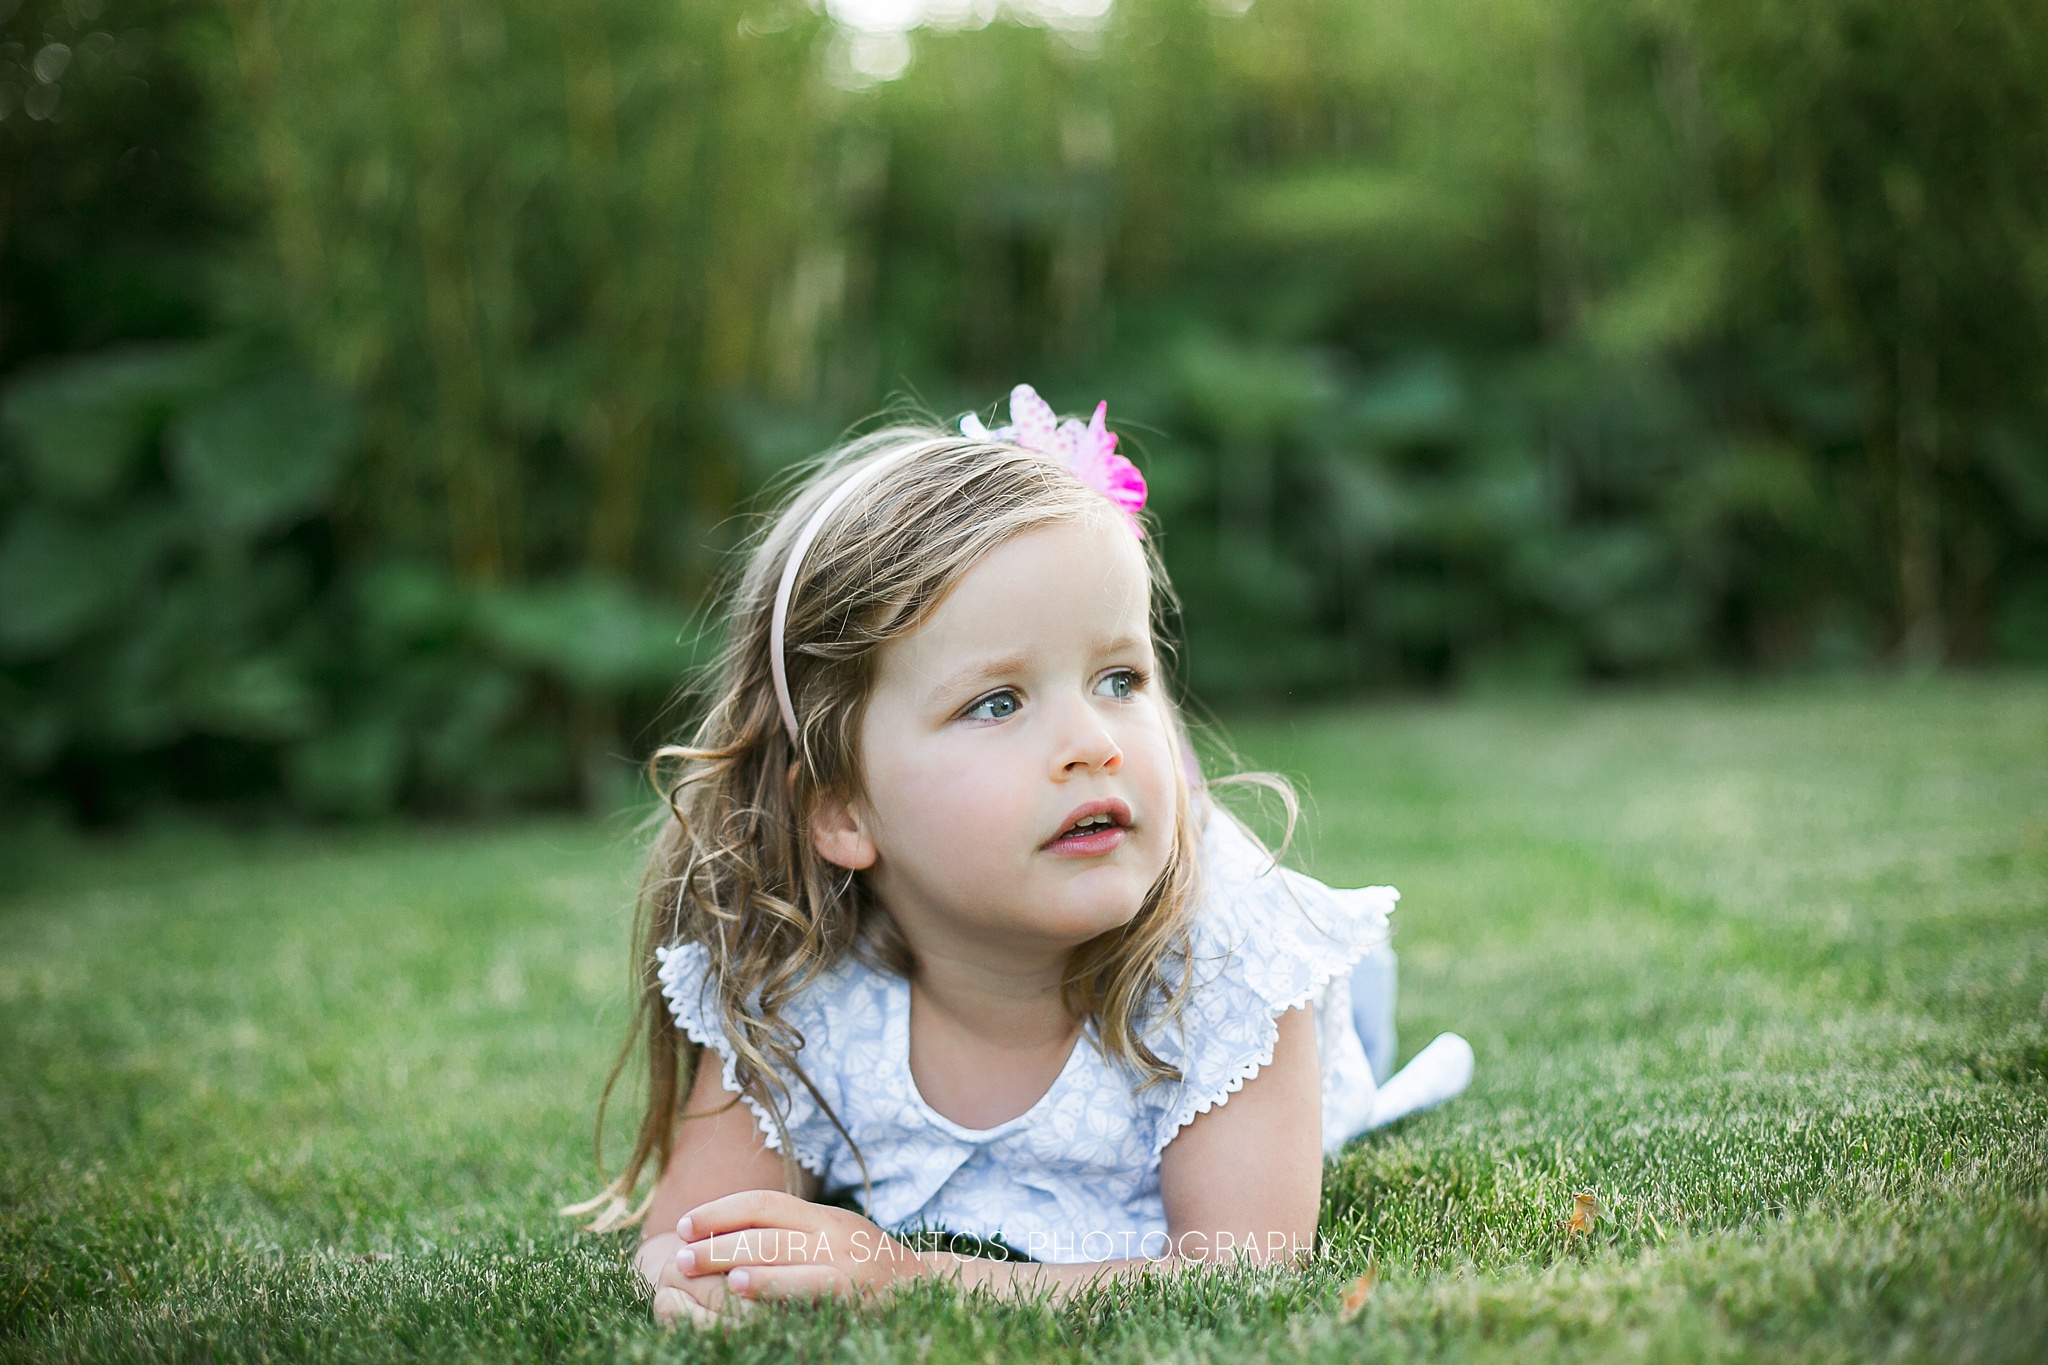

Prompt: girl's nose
xmin=1054 ymin=699 xmax=1123 ymax=776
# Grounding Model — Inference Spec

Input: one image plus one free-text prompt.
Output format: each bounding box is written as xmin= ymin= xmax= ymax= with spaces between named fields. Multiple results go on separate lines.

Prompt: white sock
xmin=1365 ymin=1032 xmax=1474 ymax=1130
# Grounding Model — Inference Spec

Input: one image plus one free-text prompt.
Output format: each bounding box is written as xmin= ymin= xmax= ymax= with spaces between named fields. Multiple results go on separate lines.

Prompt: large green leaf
xmin=1230 ymin=167 xmax=1477 ymax=250
xmin=1980 ymin=423 xmax=2048 ymax=532
xmin=287 ymin=717 xmax=410 ymax=817
xmin=0 ymin=674 xmax=68 ymax=774
xmin=0 ymin=344 xmax=225 ymax=504
xmin=167 ymin=371 xmax=358 ymax=534
xmin=1347 ymin=356 xmax=1465 ymax=446
xmin=0 ymin=504 xmax=177 ymax=659
xmin=183 ymin=655 xmax=323 ymax=742
xmin=1584 ymin=227 xmax=1731 ymax=359
xmin=472 ymin=575 xmax=710 ymax=694
xmin=1172 ymin=336 xmax=1336 ymax=441
xmin=355 ymin=562 xmax=471 ymax=643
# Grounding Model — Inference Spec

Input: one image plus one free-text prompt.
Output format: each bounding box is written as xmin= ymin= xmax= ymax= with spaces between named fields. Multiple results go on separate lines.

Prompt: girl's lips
xmin=1044 ymin=798 xmax=1133 ymax=857
xmin=1046 ymin=825 xmax=1127 ymax=858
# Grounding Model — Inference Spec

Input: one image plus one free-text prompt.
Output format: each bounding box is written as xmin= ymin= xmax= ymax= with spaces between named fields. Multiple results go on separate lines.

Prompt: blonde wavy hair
xmin=570 ymin=425 xmax=1220 ymax=1232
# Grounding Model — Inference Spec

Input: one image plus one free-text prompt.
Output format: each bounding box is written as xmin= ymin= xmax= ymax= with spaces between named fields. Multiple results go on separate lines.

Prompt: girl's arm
xmin=637 ymin=1053 xmax=818 ymax=1323
xmin=671 ymin=1004 xmax=1324 ymax=1311
xmin=1155 ymin=1001 xmax=1323 ymax=1261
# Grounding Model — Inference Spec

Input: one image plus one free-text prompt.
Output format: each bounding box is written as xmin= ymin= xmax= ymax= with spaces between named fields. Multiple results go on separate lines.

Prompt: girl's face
xmin=816 ymin=512 xmax=1180 ymax=958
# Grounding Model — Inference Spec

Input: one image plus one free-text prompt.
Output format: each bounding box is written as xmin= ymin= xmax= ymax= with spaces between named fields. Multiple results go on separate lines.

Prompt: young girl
xmin=572 ymin=386 xmax=1473 ymax=1325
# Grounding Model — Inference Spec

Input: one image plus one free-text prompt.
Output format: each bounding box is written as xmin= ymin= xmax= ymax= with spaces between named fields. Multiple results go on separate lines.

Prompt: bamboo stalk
xmin=405 ymin=1 xmax=505 ymax=583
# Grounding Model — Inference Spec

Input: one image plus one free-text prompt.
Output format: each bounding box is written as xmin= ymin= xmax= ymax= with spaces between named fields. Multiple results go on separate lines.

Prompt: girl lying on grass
xmin=569 ymin=387 xmax=1474 ymax=1325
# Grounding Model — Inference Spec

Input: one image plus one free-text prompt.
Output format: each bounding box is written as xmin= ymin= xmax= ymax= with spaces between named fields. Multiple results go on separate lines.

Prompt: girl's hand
xmin=639 ymin=1232 xmax=730 ymax=1327
xmin=673 ymin=1190 xmax=928 ymax=1308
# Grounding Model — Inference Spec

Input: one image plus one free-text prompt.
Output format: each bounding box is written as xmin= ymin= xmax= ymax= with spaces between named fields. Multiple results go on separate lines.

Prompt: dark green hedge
xmin=2 ymin=0 xmax=2045 ymax=819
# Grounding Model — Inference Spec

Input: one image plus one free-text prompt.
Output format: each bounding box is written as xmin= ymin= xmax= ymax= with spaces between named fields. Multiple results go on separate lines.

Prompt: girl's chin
xmin=1034 ymin=882 xmax=1152 ymax=942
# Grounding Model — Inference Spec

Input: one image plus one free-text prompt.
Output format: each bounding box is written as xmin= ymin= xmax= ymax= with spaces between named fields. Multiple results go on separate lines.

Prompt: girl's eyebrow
xmin=930 ymin=651 xmax=1035 ymax=701
xmin=929 ymin=634 xmax=1150 ymax=702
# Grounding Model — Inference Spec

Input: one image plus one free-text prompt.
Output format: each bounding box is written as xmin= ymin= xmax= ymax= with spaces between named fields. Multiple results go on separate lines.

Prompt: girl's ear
xmin=810 ymin=790 xmax=878 ymax=871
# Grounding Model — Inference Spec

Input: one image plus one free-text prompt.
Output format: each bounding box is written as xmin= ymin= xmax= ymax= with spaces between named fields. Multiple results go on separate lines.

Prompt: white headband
xmin=769 ymin=447 xmax=919 ymax=748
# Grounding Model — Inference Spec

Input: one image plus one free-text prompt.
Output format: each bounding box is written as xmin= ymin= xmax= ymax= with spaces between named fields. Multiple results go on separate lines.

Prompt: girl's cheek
xmin=1125 ymin=712 xmax=1179 ymax=796
xmin=896 ymin=754 xmax=1029 ymax=846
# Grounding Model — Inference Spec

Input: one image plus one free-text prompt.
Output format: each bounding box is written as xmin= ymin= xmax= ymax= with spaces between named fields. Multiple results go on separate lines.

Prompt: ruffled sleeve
xmin=653 ymin=943 xmax=838 ymax=1176
xmin=1148 ymin=810 xmax=1396 ymax=1154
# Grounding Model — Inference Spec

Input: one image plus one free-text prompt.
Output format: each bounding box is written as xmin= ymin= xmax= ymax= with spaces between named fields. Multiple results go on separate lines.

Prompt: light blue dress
xmin=657 ymin=811 xmax=1459 ymax=1264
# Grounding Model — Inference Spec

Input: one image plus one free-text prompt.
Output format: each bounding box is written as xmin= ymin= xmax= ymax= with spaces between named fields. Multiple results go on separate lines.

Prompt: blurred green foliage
xmin=1 ymin=0 xmax=2045 ymax=819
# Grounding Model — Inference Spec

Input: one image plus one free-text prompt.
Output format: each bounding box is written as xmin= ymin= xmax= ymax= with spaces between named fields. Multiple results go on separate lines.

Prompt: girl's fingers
xmin=658 ymin=1266 xmax=731 ymax=1308
xmin=678 ymin=1188 xmax=817 ymax=1242
xmin=727 ymin=1263 xmax=852 ymax=1303
xmin=652 ymin=1286 xmax=720 ymax=1329
xmin=655 ymin=1254 xmax=715 ymax=1291
xmin=681 ymin=1226 xmax=835 ymax=1274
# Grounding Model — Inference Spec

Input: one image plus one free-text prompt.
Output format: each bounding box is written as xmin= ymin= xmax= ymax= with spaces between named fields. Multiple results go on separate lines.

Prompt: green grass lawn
xmin=4 ymin=676 xmax=2046 ymax=1362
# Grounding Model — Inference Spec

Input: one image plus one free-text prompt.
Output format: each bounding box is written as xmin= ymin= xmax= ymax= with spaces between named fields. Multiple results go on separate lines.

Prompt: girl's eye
xmin=963 ymin=690 xmax=1020 ymax=721
xmin=1094 ymin=669 xmax=1139 ymax=700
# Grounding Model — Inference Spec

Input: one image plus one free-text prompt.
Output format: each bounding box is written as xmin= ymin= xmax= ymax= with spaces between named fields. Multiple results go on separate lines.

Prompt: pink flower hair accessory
xmin=962 ymin=384 xmax=1147 ymax=536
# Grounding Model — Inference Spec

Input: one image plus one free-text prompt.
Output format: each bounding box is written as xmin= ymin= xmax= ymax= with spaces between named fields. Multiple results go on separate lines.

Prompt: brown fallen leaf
xmin=1338 ymin=1262 xmax=1378 ymax=1322
xmin=1563 ymin=1191 xmax=1603 ymax=1236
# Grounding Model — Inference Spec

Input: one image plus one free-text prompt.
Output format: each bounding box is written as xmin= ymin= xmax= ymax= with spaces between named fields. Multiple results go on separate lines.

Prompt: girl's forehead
xmin=883 ymin=516 xmax=1154 ymax=679
xmin=950 ymin=515 xmax=1148 ymax=619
